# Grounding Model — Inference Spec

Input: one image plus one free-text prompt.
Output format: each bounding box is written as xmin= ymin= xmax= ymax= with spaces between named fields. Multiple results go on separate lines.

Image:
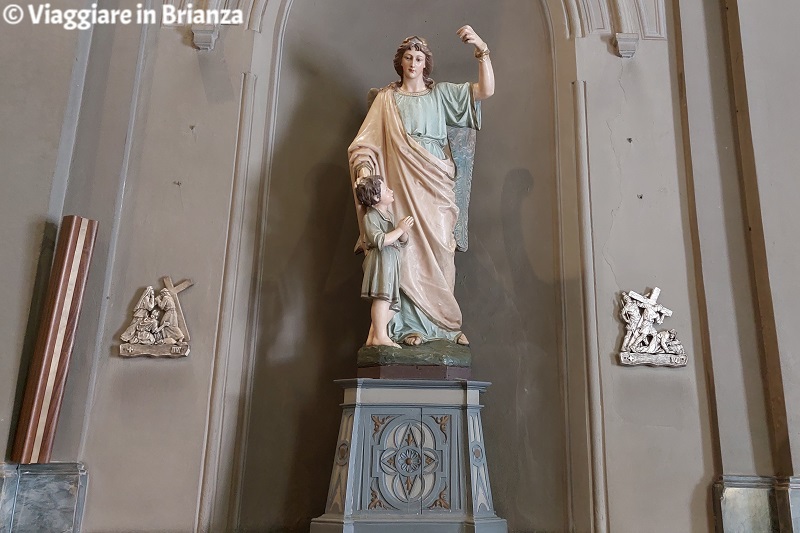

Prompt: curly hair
xmin=355 ymin=175 xmax=384 ymax=207
xmin=393 ymin=36 xmax=434 ymax=89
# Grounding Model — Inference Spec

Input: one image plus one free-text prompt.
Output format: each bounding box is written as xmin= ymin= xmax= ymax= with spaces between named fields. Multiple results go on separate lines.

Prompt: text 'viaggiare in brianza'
xmin=2 ymin=3 xmax=244 ymax=29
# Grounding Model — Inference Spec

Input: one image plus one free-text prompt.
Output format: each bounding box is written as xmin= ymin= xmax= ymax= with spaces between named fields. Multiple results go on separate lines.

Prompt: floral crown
xmin=403 ymin=36 xmax=428 ymax=47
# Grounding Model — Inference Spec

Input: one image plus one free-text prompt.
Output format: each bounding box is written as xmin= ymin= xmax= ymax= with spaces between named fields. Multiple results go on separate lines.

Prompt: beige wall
xmin=0 ymin=12 xmax=80 ymax=460
xmin=51 ymin=19 xmax=148 ymax=463
xmin=734 ymin=0 xmax=800 ymax=471
xmin=675 ymin=0 xmax=773 ymax=477
xmin=50 ymin=22 xmax=256 ymax=532
xmin=574 ymin=29 xmax=716 ymax=531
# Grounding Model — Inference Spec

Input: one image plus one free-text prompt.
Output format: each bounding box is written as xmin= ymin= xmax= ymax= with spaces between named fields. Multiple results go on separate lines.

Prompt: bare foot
xmin=456 ymin=332 xmax=470 ymax=346
xmin=369 ymin=336 xmax=401 ymax=348
xmin=403 ymin=334 xmax=423 ymax=346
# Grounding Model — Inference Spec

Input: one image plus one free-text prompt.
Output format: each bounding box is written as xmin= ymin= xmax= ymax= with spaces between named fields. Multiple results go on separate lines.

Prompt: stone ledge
xmin=357 ymin=340 xmax=471 ymax=368
xmin=357 ymin=364 xmax=471 ymax=380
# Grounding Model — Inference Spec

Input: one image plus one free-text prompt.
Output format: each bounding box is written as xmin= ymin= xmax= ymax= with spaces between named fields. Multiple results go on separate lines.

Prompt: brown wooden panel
xmin=11 ymin=215 xmax=98 ymax=464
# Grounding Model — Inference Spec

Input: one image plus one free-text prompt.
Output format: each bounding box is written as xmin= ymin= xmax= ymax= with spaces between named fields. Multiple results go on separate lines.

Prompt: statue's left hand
xmin=457 ymin=25 xmax=487 ymax=51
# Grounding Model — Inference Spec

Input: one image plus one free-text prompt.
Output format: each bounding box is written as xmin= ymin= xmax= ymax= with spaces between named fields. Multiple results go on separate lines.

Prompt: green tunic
xmin=393 ymin=82 xmax=481 ymax=159
xmin=388 ymin=82 xmax=480 ymax=342
xmin=361 ymin=208 xmax=404 ymax=311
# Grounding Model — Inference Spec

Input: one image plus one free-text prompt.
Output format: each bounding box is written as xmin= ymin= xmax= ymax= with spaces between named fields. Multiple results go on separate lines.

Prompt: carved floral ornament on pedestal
xmin=119 ymin=276 xmax=193 ymax=358
xmin=618 ymin=287 xmax=687 ymax=367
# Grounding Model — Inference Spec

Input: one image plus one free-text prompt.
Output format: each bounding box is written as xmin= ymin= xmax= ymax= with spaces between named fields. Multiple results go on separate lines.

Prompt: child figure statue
xmin=354 ymin=175 xmax=414 ymax=347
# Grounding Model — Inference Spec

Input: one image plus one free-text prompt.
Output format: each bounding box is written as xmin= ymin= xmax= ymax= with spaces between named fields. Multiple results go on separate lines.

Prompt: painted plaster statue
xmin=348 ymin=26 xmax=495 ymax=347
xmin=355 ymin=175 xmax=415 ymax=347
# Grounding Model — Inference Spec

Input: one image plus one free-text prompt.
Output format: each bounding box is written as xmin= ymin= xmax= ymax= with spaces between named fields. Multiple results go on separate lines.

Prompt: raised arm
xmin=457 ymin=25 xmax=494 ymax=101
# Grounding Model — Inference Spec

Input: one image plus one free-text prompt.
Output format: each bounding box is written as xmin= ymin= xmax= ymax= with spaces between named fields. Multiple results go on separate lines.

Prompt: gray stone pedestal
xmin=0 ymin=462 xmax=87 ymax=533
xmin=311 ymin=379 xmax=507 ymax=533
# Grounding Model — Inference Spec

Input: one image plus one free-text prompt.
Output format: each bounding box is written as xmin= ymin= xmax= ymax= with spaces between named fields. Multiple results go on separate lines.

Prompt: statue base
xmin=357 ymin=365 xmax=470 ymax=380
xmin=311 ymin=379 xmax=506 ymax=533
xmin=357 ymin=340 xmax=471 ymax=380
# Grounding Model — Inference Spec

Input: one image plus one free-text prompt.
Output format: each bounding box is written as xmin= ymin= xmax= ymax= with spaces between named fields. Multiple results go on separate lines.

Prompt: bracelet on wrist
xmin=474 ymin=46 xmax=490 ymax=60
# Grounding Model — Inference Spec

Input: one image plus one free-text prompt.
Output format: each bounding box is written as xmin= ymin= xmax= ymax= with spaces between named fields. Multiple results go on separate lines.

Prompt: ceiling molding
xmin=634 ymin=0 xmax=667 ymax=40
xmin=247 ymin=0 xmax=269 ymax=32
xmin=582 ymin=0 xmax=614 ymax=34
xmin=239 ymin=0 xmax=665 ymax=55
xmin=243 ymin=0 xmax=667 ymax=39
xmin=560 ymin=0 xmax=665 ymax=57
xmin=561 ymin=0 xmax=666 ymax=59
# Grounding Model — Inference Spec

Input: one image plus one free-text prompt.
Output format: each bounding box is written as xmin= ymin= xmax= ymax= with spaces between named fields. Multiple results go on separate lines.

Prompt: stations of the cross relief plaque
xmin=119 ymin=276 xmax=193 ymax=358
xmin=618 ymin=287 xmax=687 ymax=367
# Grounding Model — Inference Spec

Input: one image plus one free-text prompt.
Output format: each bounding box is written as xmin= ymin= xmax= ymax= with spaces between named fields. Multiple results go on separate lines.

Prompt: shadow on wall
xmin=5 ymin=221 xmax=57 ymax=460
xmin=237 ymin=48 xmax=366 ymax=531
xmin=461 ymin=167 xmax=564 ymax=527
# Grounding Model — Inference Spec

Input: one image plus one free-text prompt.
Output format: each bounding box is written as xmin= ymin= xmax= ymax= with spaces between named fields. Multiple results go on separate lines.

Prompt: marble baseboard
xmin=774 ymin=477 xmax=800 ymax=531
xmin=0 ymin=462 xmax=87 ymax=533
xmin=713 ymin=475 xmax=800 ymax=533
xmin=0 ymin=464 xmax=19 ymax=532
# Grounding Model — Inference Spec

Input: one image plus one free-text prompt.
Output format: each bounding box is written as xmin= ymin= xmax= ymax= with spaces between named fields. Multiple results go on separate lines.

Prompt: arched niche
xmin=205 ymin=1 xmax=591 ymax=531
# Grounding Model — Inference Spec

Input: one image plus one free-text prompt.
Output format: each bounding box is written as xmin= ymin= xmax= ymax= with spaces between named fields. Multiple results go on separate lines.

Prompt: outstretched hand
xmin=457 ymin=25 xmax=487 ymax=51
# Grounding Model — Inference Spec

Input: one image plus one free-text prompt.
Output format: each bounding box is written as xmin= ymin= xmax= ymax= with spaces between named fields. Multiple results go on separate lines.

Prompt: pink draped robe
xmin=349 ymin=84 xmax=480 ymax=334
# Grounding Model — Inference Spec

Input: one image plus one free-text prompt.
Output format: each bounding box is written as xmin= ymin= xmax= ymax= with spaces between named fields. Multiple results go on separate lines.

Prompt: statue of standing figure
xmin=349 ymin=26 xmax=495 ymax=348
xmin=354 ymin=175 xmax=415 ymax=347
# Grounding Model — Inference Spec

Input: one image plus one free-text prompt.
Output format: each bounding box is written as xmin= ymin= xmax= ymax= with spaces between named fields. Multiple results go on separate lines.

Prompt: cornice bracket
xmin=614 ymin=33 xmax=639 ymax=58
xmin=192 ymin=23 xmax=220 ymax=51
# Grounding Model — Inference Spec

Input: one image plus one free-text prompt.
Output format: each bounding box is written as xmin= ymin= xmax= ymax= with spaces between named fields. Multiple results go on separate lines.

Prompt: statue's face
xmin=401 ymin=49 xmax=426 ymax=82
xmin=376 ymin=179 xmax=395 ymax=207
